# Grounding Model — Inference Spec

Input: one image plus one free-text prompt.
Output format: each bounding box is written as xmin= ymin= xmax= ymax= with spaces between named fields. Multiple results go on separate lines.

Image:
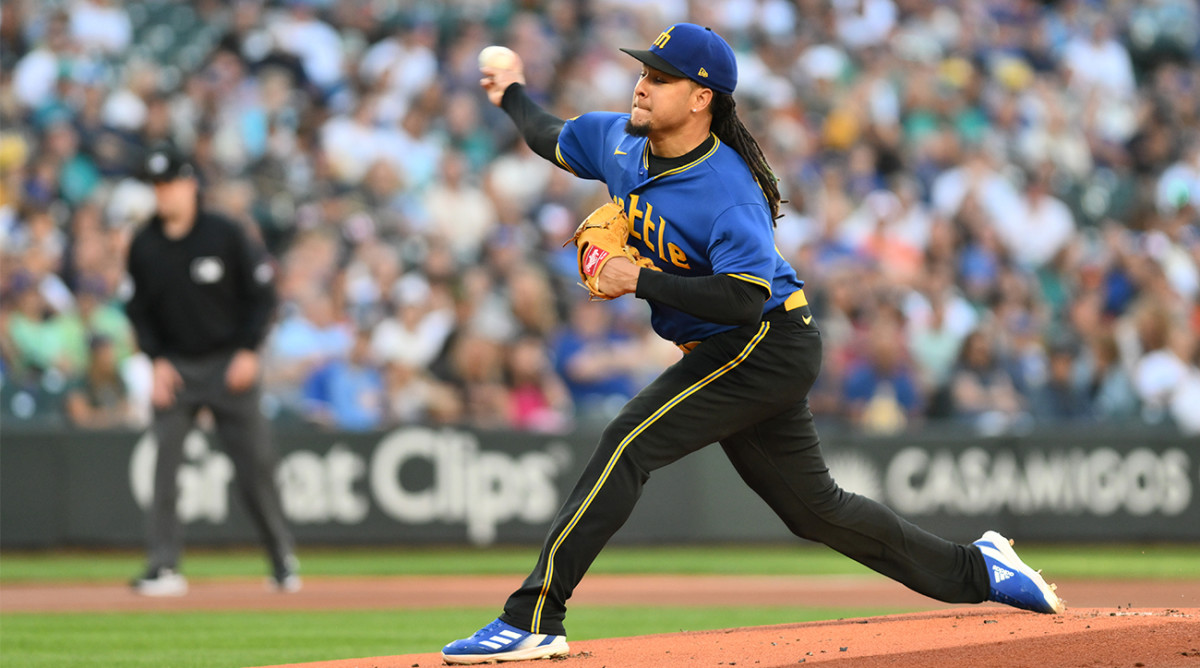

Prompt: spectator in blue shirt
xmin=302 ymin=328 xmax=386 ymax=432
xmin=842 ymin=314 xmax=922 ymax=433
xmin=550 ymin=300 xmax=641 ymax=423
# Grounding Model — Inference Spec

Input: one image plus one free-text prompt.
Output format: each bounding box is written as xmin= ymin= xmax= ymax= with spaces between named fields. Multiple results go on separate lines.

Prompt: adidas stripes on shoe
xmin=442 ymin=617 xmax=569 ymax=665
xmin=974 ymin=530 xmax=1064 ymax=614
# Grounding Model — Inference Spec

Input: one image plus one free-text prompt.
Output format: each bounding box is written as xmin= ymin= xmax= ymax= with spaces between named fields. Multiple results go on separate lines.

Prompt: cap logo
xmin=623 ymin=22 xmax=737 ymax=94
xmin=652 ymin=26 xmax=674 ymax=49
xmin=148 ymin=153 xmax=168 ymax=174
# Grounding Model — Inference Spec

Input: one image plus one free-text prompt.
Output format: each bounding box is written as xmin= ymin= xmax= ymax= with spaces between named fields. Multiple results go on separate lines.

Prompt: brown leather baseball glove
xmin=565 ymin=202 xmax=659 ymax=300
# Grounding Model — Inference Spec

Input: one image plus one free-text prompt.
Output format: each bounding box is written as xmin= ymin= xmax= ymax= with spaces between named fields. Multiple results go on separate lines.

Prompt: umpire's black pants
xmin=501 ymin=303 xmax=990 ymax=636
xmin=147 ymin=351 xmax=294 ymax=574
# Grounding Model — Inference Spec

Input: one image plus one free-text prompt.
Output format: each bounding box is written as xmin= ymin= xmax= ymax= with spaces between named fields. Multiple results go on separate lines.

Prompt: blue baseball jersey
xmin=555 ymin=112 xmax=804 ymax=344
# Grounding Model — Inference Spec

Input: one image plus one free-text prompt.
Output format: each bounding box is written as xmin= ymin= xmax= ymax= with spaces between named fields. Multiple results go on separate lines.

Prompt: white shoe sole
xmin=979 ymin=531 xmax=1064 ymax=614
xmin=442 ymin=637 xmax=569 ymax=665
xmin=132 ymin=577 xmax=188 ymax=597
xmin=269 ymin=575 xmax=302 ymax=593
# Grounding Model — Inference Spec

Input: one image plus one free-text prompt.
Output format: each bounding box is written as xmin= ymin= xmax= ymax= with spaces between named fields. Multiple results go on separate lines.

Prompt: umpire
xmin=125 ymin=142 xmax=298 ymax=596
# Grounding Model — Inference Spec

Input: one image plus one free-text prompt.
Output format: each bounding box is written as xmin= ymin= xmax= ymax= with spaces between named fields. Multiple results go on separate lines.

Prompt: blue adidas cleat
xmin=442 ymin=617 xmax=569 ymax=665
xmin=974 ymin=530 xmax=1064 ymax=614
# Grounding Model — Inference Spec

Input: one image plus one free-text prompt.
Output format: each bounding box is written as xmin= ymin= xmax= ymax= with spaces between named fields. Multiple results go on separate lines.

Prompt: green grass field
xmin=6 ymin=542 xmax=1198 ymax=582
xmin=2 ymin=544 xmax=1197 ymax=668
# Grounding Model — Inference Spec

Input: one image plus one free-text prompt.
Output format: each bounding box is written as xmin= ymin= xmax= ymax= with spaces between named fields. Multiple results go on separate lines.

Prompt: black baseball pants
xmin=501 ymin=305 xmax=989 ymax=636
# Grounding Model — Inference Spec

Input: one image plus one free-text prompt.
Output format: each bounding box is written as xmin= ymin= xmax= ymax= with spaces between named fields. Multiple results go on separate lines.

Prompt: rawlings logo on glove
xmin=581 ymin=245 xmax=609 ymax=278
xmin=566 ymin=202 xmax=660 ymax=300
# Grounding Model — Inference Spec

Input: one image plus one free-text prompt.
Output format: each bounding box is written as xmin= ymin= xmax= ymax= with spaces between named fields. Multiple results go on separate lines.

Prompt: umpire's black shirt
xmin=125 ymin=210 xmax=277 ymax=359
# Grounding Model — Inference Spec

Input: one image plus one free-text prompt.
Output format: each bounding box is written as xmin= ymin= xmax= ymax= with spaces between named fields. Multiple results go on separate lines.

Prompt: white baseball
xmin=478 ymin=45 xmax=519 ymax=71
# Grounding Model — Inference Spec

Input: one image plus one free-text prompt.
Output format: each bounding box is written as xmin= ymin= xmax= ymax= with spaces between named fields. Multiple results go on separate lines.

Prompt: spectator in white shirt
xmin=1134 ymin=327 xmax=1196 ymax=425
xmin=930 ymin=141 xmax=1022 ymax=226
xmin=320 ymin=94 xmax=390 ymax=184
xmin=834 ymin=0 xmax=898 ymax=51
xmin=1155 ymin=137 xmax=1200 ymax=216
xmin=1060 ymin=15 xmax=1136 ymax=99
xmin=424 ymin=151 xmax=498 ymax=264
xmin=268 ymin=0 xmax=344 ymax=96
xmin=69 ymin=0 xmax=131 ymax=56
xmin=997 ymin=165 xmax=1077 ymax=269
xmin=12 ymin=12 xmax=75 ymax=110
xmin=359 ymin=20 xmax=438 ymax=125
xmin=370 ymin=274 xmax=454 ymax=371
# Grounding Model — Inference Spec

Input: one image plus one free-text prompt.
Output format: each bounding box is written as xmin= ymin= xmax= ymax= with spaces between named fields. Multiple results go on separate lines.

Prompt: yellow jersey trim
xmin=728 ymin=273 xmax=771 ymax=295
xmin=640 ymin=134 xmax=721 ymax=181
xmin=554 ymin=144 xmax=578 ymax=176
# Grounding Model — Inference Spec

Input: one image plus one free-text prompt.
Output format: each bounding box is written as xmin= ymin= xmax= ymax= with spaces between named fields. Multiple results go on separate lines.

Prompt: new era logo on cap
xmin=621 ymin=23 xmax=738 ymax=95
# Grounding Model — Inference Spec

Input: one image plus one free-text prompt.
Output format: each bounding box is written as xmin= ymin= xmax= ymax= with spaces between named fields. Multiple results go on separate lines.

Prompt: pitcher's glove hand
xmin=566 ymin=202 xmax=660 ymax=300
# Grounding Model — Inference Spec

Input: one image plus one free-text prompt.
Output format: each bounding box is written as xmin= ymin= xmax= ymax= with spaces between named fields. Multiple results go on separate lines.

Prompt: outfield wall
xmin=1 ymin=424 xmax=1196 ymax=547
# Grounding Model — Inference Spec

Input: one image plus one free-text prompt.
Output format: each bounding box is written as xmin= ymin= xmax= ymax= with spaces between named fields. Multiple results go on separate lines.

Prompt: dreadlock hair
xmin=710 ymin=92 xmax=783 ymax=223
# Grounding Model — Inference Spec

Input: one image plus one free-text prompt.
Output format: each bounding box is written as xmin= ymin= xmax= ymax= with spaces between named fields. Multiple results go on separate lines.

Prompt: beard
xmin=624 ymin=118 xmax=650 ymax=137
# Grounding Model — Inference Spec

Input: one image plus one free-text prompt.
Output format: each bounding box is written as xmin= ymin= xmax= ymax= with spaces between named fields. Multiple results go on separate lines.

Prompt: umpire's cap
xmin=142 ymin=142 xmax=197 ymax=183
xmin=621 ymin=23 xmax=737 ymax=95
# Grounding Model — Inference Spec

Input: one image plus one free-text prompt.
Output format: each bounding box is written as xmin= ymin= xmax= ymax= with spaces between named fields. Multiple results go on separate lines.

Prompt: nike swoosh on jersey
xmin=802 ymin=315 xmax=813 ymax=325
xmin=614 ymin=148 xmax=627 ymax=155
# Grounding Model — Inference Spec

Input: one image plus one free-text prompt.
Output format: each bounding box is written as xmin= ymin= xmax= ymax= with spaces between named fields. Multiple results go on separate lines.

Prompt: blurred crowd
xmin=1 ymin=0 xmax=1198 ymax=436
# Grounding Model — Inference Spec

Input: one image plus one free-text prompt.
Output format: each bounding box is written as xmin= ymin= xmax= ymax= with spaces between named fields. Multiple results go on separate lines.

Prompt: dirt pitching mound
xmin=261 ymin=608 xmax=1198 ymax=668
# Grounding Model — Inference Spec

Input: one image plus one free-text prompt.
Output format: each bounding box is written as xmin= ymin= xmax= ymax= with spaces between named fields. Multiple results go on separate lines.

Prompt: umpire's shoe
xmin=270 ymin=555 xmax=302 ymax=593
xmin=442 ymin=618 xmax=568 ymax=664
xmin=974 ymin=531 xmax=1064 ymax=614
xmin=130 ymin=567 xmax=188 ymax=597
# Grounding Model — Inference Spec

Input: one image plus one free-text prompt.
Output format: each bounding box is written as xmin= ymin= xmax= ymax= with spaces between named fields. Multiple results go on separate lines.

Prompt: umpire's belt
xmin=677 ymin=288 xmax=810 ymax=354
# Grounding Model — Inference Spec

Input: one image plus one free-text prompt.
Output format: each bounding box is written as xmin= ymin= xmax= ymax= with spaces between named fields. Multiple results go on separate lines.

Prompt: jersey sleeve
xmin=123 ymin=233 xmax=164 ymax=359
xmin=554 ymin=112 xmax=628 ymax=181
xmin=226 ymin=220 xmax=278 ymax=351
xmin=707 ymin=203 xmax=778 ymax=296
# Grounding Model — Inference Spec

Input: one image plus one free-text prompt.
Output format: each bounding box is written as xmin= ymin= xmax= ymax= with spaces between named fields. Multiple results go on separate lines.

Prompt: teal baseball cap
xmin=621 ymin=23 xmax=737 ymax=95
